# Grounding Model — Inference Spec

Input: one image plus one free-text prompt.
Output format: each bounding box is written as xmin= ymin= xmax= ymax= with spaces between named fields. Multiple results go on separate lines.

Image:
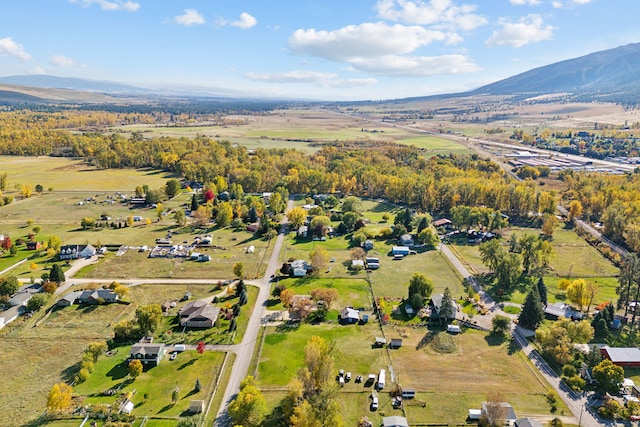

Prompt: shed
xmin=375 ymin=337 xmax=387 ymax=347
xmin=398 ymin=234 xmax=414 ymax=247
xmin=189 ymin=400 xmax=205 ymax=414
xmin=340 ymin=307 xmax=360 ymax=324
xmin=468 ymin=409 xmax=482 ymax=420
xmin=351 ymin=259 xmax=365 ymax=270
xmin=363 ymin=240 xmax=374 ymax=250
xmin=389 ymin=338 xmax=403 ymax=349
xmin=122 ymin=401 xmax=134 ymax=414
xmin=382 ymin=416 xmax=409 ymax=427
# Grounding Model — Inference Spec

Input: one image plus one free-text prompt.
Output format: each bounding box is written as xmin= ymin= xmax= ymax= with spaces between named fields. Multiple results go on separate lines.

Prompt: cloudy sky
xmin=0 ymin=0 xmax=638 ymax=100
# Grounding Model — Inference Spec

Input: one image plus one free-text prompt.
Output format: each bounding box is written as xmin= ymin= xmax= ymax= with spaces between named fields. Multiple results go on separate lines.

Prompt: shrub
xmin=431 ymin=332 xmax=457 ymax=354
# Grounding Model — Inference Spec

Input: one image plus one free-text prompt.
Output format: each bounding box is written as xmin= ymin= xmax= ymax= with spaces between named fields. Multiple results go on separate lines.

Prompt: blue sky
xmin=0 ymin=0 xmax=638 ymax=100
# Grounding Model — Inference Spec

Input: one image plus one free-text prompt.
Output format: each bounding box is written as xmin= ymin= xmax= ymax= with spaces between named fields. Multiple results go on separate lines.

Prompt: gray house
xmin=129 ymin=343 xmax=166 ymax=366
xmin=179 ymin=300 xmax=220 ymax=328
xmin=77 ymin=289 xmax=120 ymax=304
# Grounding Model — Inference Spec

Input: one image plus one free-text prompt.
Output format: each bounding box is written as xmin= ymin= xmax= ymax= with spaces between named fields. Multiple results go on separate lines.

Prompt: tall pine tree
xmin=536 ymin=276 xmax=548 ymax=306
xmin=518 ymin=285 xmax=544 ymax=330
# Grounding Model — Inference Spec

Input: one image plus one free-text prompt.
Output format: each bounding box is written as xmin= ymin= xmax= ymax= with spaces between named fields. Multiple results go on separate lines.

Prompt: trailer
xmin=377 ymin=369 xmax=386 ymax=390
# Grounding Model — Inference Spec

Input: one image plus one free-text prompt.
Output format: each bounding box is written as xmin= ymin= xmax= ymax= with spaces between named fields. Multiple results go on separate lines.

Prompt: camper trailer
xmin=377 ymin=369 xmax=386 ymax=390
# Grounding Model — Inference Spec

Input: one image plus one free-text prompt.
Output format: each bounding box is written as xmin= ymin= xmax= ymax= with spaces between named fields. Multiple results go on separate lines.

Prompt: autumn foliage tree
xmin=47 ymin=383 xmax=73 ymax=413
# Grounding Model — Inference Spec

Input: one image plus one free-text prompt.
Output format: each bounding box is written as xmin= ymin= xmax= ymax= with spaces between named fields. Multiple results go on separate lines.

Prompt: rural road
xmin=213 ymin=199 xmax=293 ymax=426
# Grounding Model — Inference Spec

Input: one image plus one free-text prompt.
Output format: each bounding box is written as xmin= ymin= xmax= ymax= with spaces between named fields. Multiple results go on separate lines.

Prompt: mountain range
xmin=1 ymin=42 xmax=640 ymax=105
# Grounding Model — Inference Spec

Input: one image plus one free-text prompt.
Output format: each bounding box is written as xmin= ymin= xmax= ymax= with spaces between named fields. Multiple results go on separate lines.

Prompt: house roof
xmin=79 ymin=289 xmax=118 ymax=301
xmin=59 ymin=291 xmax=81 ymax=304
xmin=180 ymin=300 xmax=220 ymax=323
xmin=130 ymin=343 xmax=165 ymax=356
xmin=516 ymin=418 xmax=543 ymax=427
xmin=433 ymin=218 xmax=452 ymax=227
xmin=431 ymin=294 xmax=457 ymax=313
xmin=382 ymin=416 xmax=409 ymax=427
xmin=544 ymin=302 xmax=583 ymax=319
xmin=602 ymin=346 xmax=640 ymax=363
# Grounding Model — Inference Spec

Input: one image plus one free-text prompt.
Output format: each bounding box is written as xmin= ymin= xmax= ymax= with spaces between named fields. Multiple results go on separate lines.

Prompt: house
xmin=56 ymin=291 xmax=82 ymax=307
xmin=59 ymin=244 xmax=96 ymax=260
xmin=515 ymin=418 xmax=543 ymax=427
xmin=129 ymin=343 xmax=166 ymax=366
xmin=26 ymin=241 xmax=42 ymax=250
xmin=382 ymin=416 xmax=409 ymax=427
xmin=433 ymin=218 xmax=452 ymax=229
xmin=398 ymin=234 xmax=414 ymax=247
xmin=340 ymin=307 xmax=360 ymax=324
xmin=389 ymin=338 xmax=403 ymax=349
xmin=297 ymin=225 xmax=308 ymax=238
xmin=544 ymin=302 xmax=583 ymax=320
xmin=392 ymin=246 xmax=410 ymax=256
xmin=431 ymin=294 xmax=458 ymax=320
xmin=59 ymin=244 xmax=80 ymax=260
xmin=600 ymin=346 xmax=640 ymax=368
xmin=80 ymin=244 xmax=96 ymax=258
xmin=481 ymin=402 xmax=517 ymax=426
xmin=291 ymin=259 xmax=310 ymax=277
xmin=246 ymin=222 xmax=260 ymax=233
xmin=179 ymin=300 xmax=220 ymax=328
xmin=77 ymin=289 xmax=120 ymax=304
xmin=8 ymin=292 xmax=33 ymax=307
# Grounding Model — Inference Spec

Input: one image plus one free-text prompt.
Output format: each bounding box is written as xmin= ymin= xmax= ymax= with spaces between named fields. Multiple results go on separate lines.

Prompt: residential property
xmin=363 ymin=239 xmax=374 ymax=250
xmin=59 ymin=244 xmax=96 ymax=260
xmin=481 ymin=401 xmax=517 ymax=426
xmin=340 ymin=307 xmax=360 ymax=324
xmin=433 ymin=218 xmax=452 ymax=229
xmin=56 ymin=291 xmax=82 ymax=307
xmin=431 ymin=294 xmax=458 ymax=320
xmin=544 ymin=302 xmax=583 ymax=320
xmin=77 ymin=289 xmax=120 ymax=305
xmin=288 ymin=295 xmax=316 ymax=321
xmin=291 ymin=259 xmax=310 ymax=277
xmin=8 ymin=284 xmax=42 ymax=307
xmin=398 ymin=234 xmax=414 ymax=247
xmin=600 ymin=346 xmax=640 ymax=368
xmin=351 ymin=259 xmax=365 ymax=270
xmin=129 ymin=343 xmax=166 ymax=366
xmin=515 ymin=418 xmax=543 ymax=427
xmin=179 ymin=300 xmax=220 ymax=328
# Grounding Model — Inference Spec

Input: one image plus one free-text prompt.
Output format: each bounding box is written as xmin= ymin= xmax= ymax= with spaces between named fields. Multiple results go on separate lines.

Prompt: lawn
xmin=0 ymin=283 xmax=245 ymax=426
xmin=269 ymin=277 xmax=371 ymax=311
xmin=397 ymin=135 xmax=474 ymax=156
xmin=74 ymin=345 xmax=225 ymax=418
xmin=387 ymin=327 xmax=569 ymax=424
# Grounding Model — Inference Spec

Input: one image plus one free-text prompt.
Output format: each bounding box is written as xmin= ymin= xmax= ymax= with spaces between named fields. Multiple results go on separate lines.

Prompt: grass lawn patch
xmin=271 ymin=277 xmax=371 ymax=311
xmin=257 ymin=323 xmax=389 ymax=387
xmin=75 ymin=345 xmax=225 ymax=418
xmin=503 ymin=305 xmax=521 ymax=315
xmin=386 ymin=328 xmax=568 ymax=423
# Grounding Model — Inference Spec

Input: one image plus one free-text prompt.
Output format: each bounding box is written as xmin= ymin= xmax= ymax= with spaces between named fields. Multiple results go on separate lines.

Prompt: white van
xmin=174 ymin=344 xmax=186 ymax=352
xmin=377 ymin=369 xmax=386 ymax=390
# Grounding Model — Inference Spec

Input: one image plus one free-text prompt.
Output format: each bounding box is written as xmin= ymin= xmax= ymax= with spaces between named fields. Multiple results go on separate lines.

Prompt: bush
xmin=562 ymin=364 xmax=577 ymax=377
xmin=430 ymin=332 xmax=457 ymax=354
xmin=76 ymin=368 xmax=91 ymax=383
xmin=564 ymin=374 xmax=586 ymax=392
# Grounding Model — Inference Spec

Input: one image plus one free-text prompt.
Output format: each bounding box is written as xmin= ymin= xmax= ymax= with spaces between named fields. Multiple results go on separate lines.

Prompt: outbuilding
xmin=600 ymin=346 xmax=640 ymax=368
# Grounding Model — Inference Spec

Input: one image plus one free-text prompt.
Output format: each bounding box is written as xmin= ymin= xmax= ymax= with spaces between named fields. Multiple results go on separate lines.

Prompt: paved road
xmin=513 ymin=327 xmax=601 ymax=427
xmin=213 ymin=199 xmax=293 ymax=426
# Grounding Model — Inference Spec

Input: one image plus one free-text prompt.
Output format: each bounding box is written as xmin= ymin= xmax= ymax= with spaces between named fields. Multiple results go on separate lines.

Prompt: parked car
xmin=371 ymin=396 xmax=378 ymax=410
xmin=170 ymin=352 xmax=177 ymax=360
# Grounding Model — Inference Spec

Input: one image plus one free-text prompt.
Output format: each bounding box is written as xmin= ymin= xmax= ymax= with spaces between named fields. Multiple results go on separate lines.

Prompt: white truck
xmin=377 ymin=369 xmax=386 ymax=390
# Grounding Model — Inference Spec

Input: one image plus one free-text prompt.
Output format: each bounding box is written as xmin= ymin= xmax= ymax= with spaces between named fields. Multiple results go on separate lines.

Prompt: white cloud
xmin=551 ymin=0 xmax=591 ymax=7
xmin=244 ymin=70 xmax=377 ymax=88
xmin=350 ymin=54 xmax=481 ymax=76
xmin=485 ymin=14 xmax=555 ymax=47
xmin=231 ymin=13 xmax=257 ymax=29
xmin=70 ymin=0 xmax=140 ymax=12
xmin=289 ymin=22 xmax=447 ymax=60
xmin=174 ymin=9 xmax=205 ymax=26
xmin=375 ymin=0 xmax=487 ymax=31
xmin=288 ymin=22 xmax=479 ymax=77
xmin=0 ymin=37 xmax=31 ymax=60
xmin=510 ymin=0 xmax=541 ymax=5
xmin=245 ymin=70 xmax=337 ymax=83
xmin=50 ymin=54 xmax=77 ymax=67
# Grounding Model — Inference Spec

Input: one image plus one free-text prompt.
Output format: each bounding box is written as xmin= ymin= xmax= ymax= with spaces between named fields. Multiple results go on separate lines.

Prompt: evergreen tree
xmin=190 ymin=194 xmax=199 ymax=212
xmin=439 ymin=287 xmax=455 ymax=323
xmin=518 ymin=285 xmax=544 ymax=330
xmin=248 ymin=206 xmax=258 ymax=223
xmin=417 ymin=216 xmax=429 ymax=233
xmin=50 ymin=263 xmax=65 ymax=284
xmin=536 ymin=276 xmax=548 ymax=306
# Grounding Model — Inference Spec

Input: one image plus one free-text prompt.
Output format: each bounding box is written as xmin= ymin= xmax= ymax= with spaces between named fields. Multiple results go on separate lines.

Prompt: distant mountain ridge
xmin=468 ymin=42 xmax=640 ymax=103
xmin=2 ymin=42 xmax=640 ymax=104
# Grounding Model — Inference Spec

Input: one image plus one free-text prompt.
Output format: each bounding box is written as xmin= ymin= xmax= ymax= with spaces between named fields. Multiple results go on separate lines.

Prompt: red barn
xmin=600 ymin=346 xmax=640 ymax=368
